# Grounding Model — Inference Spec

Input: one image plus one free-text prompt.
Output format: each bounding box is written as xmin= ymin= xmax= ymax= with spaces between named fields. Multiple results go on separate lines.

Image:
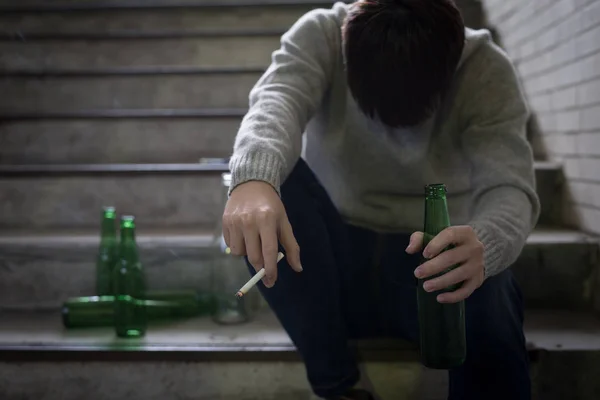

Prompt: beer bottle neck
xmin=424 ymin=196 xmax=450 ymax=236
xmin=100 ymin=218 xmax=116 ymax=239
xmin=118 ymin=228 xmax=138 ymax=263
xmin=120 ymin=228 xmax=135 ymax=243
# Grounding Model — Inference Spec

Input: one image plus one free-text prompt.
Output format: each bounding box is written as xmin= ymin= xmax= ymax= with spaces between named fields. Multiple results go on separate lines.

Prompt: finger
xmin=422 ymin=263 xmax=471 ymax=293
xmin=259 ymin=220 xmax=279 ymax=288
xmin=423 ymin=226 xmax=473 ymax=259
xmin=415 ymin=245 xmax=470 ymax=279
xmin=436 ymin=278 xmax=478 ymax=303
xmin=279 ymin=218 xmax=302 ymax=273
xmin=405 ymin=231 xmax=424 ymax=254
xmin=222 ymin=223 xmax=231 ymax=249
xmin=228 ymin=225 xmax=246 ymax=257
xmin=243 ymin=225 xmax=263 ymax=272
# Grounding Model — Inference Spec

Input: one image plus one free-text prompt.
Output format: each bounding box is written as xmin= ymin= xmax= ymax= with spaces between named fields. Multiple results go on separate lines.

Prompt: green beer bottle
xmin=417 ymin=184 xmax=466 ymax=369
xmin=112 ymin=216 xmax=146 ymax=338
xmin=141 ymin=289 xmax=216 ymax=313
xmin=61 ymin=291 xmax=215 ymax=329
xmin=96 ymin=207 xmax=117 ymax=295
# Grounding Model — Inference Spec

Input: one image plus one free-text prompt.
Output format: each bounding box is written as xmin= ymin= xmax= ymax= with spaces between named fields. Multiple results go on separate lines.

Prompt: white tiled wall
xmin=482 ymin=0 xmax=600 ymax=234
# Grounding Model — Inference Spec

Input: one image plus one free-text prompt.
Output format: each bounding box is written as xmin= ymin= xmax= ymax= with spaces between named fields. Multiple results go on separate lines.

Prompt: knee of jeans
xmin=466 ymin=281 xmax=527 ymax=358
xmin=381 ymin=241 xmax=420 ymax=286
xmin=471 ymin=269 xmax=523 ymax=307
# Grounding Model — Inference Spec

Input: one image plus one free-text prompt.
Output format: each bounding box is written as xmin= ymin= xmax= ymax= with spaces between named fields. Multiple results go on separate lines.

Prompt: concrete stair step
xmin=0 ymin=36 xmax=279 ymax=70
xmin=0 ymin=1 xmax=482 ymax=70
xmin=0 ymin=309 xmax=599 ymax=400
xmin=2 ymin=309 xmax=594 ymax=356
xmin=0 ymin=228 xmax=217 ymax=309
xmin=0 ymin=70 xmax=263 ymax=112
xmin=0 ymin=0 xmax=348 ymax=11
xmin=0 ymin=226 xmax=596 ymax=310
xmin=512 ymin=227 xmax=599 ymax=310
xmin=0 ymin=3 xmax=482 ymax=41
xmin=0 ymin=309 xmax=418 ymax=400
xmin=0 ymin=117 xmax=240 ymax=164
xmin=534 ymin=161 xmax=563 ymax=226
xmin=0 ymin=2 xmax=337 ymax=37
xmin=0 ymin=163 xmax=228 ymax=230
xmin=0 ymin=162 xmax=563 ymax=229
xmin=0 ymin=111 xmax=566 ymax=167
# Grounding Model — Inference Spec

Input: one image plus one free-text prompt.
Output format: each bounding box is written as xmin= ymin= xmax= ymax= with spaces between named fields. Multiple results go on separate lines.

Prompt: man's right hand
xmin=222 ymin=181 xmax=303 ymax=288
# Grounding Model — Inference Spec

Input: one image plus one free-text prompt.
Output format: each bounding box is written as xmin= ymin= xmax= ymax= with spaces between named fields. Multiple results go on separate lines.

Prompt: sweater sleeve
xmin=228 ymin=8 xmax=338 ymax=193
xmin=459 ymin=43 xmax=541 ymax=278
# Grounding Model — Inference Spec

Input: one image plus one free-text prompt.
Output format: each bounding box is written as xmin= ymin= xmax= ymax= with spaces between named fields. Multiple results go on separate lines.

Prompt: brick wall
xmin=481 ymin=0 xmax=600 ymax=234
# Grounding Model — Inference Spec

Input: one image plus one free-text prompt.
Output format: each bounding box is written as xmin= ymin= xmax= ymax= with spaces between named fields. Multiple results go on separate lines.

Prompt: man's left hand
xmin=406 ymin=226 xmax=485 ymax=304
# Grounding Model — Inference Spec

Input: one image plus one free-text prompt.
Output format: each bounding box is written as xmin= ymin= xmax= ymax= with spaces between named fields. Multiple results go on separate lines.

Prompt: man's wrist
xmin=229 ymin=152 xmax=283 ymax=196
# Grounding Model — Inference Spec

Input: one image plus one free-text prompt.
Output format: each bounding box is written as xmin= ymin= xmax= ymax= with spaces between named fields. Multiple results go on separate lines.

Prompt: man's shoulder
xmin=289 ymin=1 xmax=348 ymax=32
xmin=452 ymin=29 xmax=528 ymax=123
xmin=459 ymin=28 xmax=518 ymax=83
xmin=279 ymin=2 xmax=347 ymax=58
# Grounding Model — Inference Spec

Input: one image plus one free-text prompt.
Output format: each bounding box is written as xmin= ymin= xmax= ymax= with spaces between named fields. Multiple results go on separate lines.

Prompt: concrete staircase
xmin=0 ymin=1 xmax=599 ymax=399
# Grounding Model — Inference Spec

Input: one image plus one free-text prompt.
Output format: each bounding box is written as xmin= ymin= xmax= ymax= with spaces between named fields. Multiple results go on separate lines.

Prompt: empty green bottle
xmin=417 ymin=184 xmax=466 ymax=369
xmin=96 ymin=207 xmax=117 ymax=295
xmin=113 ymin=216 xmax=146 ymax=338
xmin=61 ymin=291 xmax=216 ymax=329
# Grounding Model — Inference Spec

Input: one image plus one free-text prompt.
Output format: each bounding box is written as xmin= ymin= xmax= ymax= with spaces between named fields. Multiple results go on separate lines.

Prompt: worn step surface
xmin=3 ymin=309 xmax=598 ymax=355
xmin=0 ymin=117 xmax=240 ymax=164
xmin=0 ymin=309 xmax=599 ymax=400
xmin=0 ymin=1 xmax=483 ymax=37
xmin=0 ymin=3 xmax=331 ymax=36
xmin=0 ymin=227 xmax=596 ymax=309
xmin=512 ymin=228 xmax=599 ymax=310
xmin=0 ymin=164 xmax=228 ymax=230
xmin=0 ymin=71 xmax=262 ymax=111
xmin=0 ymin=0 xmax=349 ymax=10
xmin=0 ymin=229 xmax=216 ymax=309
xmin=0 ymin=163 xmax=563 ymax=228
xmin=0 ymin=36 xmax=280 ymax=70
xmin=0 ymin=309 xmax=424 ymax=400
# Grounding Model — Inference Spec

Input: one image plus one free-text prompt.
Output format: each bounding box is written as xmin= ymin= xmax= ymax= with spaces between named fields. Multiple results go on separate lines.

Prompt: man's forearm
xmin=228 ymin=9 xmax=337 ymax=194
xmin=468 ymin=186 xmax=536 ymax=278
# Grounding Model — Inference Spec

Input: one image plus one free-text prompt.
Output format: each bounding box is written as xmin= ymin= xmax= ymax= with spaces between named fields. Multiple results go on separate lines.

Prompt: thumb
xmin=406 ymin=231 xmax=424 ymax=254
xmin=279 ymin=218 xmax=303 ymax=273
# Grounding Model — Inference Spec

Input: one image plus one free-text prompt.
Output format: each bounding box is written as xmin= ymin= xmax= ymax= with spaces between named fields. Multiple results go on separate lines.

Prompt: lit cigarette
xmin=235 ymin=252 xmax=285 ymax=298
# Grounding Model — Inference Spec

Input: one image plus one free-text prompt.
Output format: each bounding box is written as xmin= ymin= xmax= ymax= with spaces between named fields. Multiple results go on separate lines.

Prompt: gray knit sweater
xmin=229 ymin=2 xmax=540 ymax=278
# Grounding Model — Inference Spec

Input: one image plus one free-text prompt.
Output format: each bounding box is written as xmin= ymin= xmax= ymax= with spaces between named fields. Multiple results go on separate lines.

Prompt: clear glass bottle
xmin=210 ymin=173 xmax=261 ymax=325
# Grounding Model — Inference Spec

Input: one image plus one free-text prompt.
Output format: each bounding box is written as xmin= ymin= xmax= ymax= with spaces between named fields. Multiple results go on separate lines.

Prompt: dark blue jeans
xmin=248 ymin=159 xmax=531 ymax=399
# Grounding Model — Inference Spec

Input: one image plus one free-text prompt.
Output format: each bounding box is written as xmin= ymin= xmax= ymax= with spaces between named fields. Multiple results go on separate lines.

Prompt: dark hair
xmin=343 ymin=0 xmax=465 ymax=127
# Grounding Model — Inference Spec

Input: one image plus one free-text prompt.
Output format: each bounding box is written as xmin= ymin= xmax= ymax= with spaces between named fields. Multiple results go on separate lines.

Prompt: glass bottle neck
xmin=100 ymin=218 xmax=116 ymax=239
xmin=424 ymin=196 xmax=450 ymax=236
xmin=118 ymin=229 xmax=138 ymax=262
xmin=120 ymin=228 xmax=135 ymax=243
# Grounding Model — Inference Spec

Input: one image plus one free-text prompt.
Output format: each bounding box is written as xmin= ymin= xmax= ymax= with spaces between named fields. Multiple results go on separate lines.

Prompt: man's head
xmin=343 ymin=0 xmax=465 ymax=128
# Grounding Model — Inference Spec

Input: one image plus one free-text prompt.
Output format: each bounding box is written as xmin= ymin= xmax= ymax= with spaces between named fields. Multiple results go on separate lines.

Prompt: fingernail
xmin=405 ymin=244 xmax=412 ymax=252
xmin=414 ymin=268 xmax=423 ymax=278
xmin=298 ymin=264 xmax=304 ymax=272
xmin=423 ymin=282 xmax=434 ymax=292
xmin=423 ymin=250 xmax=431 ymax=259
